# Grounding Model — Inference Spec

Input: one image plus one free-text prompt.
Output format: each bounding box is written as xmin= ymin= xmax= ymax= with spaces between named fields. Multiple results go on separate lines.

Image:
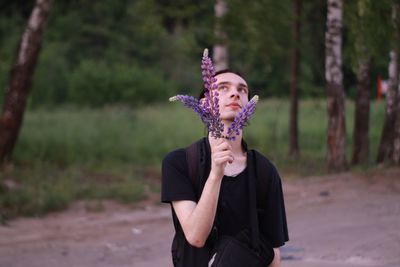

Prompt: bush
xmin=68 ymin=60 xmax=178 ymax=107
xmin=30 ymin=42 xmax=70 ymax=108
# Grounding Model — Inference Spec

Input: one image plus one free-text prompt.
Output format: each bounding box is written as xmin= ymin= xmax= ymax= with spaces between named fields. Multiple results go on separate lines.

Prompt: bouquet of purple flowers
xmin=169 ymin=49 xmax=259 ymax=141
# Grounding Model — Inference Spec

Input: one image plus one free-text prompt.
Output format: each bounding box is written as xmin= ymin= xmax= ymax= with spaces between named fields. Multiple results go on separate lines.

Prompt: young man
xmin=162 ymin=71 xmax=289 ymax=266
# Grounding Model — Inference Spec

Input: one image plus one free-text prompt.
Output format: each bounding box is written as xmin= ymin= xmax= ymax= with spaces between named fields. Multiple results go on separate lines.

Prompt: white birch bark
xmin=213 ymin=0 xmax=228 ymax=71
xmin=325 ymin=0 xmax=347 ymax=170
xmin=0 ymin=0 xmax=53 ymax=161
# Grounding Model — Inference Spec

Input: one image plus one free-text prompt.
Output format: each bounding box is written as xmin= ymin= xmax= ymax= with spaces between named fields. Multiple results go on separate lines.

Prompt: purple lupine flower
xmin=226 ymin=95 xmax=259 ymax=141
xmin=201 ymin=49 xmax=224 ymax=138
xmin=169 ymin=95 xmax=212 ymax=126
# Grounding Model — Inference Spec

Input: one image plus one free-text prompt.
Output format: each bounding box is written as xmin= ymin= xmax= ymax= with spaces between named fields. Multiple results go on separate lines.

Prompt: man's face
xmin=214 ymin=72 xmax=249 ymax=121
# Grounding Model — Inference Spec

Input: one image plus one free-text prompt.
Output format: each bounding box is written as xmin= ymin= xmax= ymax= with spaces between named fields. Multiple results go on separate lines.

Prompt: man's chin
xmin=221 ymin=110 xmax=240 ymax=118
xmin=220 ymin=115 xmax=236 ymax=122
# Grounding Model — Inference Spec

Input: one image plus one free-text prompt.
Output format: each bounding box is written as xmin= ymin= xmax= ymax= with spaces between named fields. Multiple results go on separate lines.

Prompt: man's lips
xmin=226 ymin=103 xmax=241 ymax=108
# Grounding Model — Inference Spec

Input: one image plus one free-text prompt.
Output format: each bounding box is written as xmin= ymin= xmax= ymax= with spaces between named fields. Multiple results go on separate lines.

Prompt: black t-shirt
xmin=162 ymin=148 xmax=250 ymax=237
xmin=161 ymin=139 xmax=289 ymax=266
xmin=217 ymin=169 xmax=249 ymax=237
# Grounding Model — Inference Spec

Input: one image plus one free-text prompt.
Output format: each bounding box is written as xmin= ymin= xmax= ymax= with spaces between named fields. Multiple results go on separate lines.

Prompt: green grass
xmin=0 ymin=99 xmax=386 ymax=219
xmin=0 ymin=162 xmax=147 ymax=220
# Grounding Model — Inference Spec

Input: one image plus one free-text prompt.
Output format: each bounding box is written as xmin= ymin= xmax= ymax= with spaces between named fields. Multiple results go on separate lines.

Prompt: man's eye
xmin=218 ymin=86 xmax=228 ymax=91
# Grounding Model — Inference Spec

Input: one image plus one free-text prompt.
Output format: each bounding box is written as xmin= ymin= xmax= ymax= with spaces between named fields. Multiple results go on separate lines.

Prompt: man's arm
xmin=173 ymin=138 xmax=233 ymax=248
xmin=172 ymin=172 xmax=222 ymax=247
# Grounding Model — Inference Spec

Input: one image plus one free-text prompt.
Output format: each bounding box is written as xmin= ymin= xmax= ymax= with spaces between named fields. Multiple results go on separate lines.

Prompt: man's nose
xmin=230 ymin=89 xmax=240 ymax=99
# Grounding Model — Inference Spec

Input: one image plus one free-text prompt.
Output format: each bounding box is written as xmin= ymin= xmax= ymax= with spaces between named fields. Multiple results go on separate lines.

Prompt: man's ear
xmin=200 ymin=97 xmax=206 ymax=105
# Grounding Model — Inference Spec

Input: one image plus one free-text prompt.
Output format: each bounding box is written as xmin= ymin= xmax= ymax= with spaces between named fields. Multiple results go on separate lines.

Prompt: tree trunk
xmin=0 ymin=0 xmax=53 ymax=162
xmin=392 ymin=3 xmax=400 ymax=164
xmin=325 ymin=0 xmax=347 ymax=170
xmin=289 ymin=0 xmax=302 ymax=158
xmin=394 ymin=77 xmax=400 ymax=163
xmin=213 ymin=0 xmax=228 ymax=71
xmin=377 ymin=51 xmax=398 ymax=164
xmin=352 ymin=58 xmax=372 ymax=165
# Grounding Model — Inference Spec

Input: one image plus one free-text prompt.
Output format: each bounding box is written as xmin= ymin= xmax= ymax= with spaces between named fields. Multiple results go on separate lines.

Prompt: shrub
xmin=68 ymin=60 xmax=178 ymax=106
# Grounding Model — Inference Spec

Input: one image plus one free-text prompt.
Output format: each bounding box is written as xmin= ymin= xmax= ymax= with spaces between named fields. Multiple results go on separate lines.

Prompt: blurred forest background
xmin=1 ymin=0 xmax=329 ymax=107
xmin=0 ymin=0 xmax=399 ymax=219
xmin=1 ymin=0 xmax=390 ymax=106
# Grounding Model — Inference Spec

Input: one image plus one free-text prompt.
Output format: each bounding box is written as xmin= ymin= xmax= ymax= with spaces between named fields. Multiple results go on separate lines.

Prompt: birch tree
xmin=325 ymin=0 xmax=347 ymax=170
xmin=213 ymin=0 xmax=229 ymax=71
xmin=0 ymin=0 xmax=54 ymax=162
xmin=377 ymin=2 xmax=400 ymax=164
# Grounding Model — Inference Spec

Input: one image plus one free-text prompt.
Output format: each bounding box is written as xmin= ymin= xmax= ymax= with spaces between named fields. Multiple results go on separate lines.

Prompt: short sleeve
xmin=260 ymin=164 xmax=289 ymax=247
xmin=161 ymin=149 xmax=197 ymax=203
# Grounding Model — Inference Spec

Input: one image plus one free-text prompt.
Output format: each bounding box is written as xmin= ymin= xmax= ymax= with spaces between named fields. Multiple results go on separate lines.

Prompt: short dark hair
xmin=198 ymin=69 xmax=250 ymax=99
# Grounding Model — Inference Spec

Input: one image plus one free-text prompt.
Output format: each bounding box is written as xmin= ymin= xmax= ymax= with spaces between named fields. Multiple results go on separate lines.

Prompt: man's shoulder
xmin=251 ymin=149 xmax=281 ymax=186
xmin=162 ymin=138 xmax=205 ymax=165
xmin=164 ymin=138 xmax=207 ymax=159
xmin=252 ymin=150 xmax=277 ymax=171
xmin=162 ymin=148 xmax=186 ymax=166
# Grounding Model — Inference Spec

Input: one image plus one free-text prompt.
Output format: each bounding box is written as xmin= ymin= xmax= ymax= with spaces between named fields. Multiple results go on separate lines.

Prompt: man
xmin=162 ymin=70 xmax=289 ymax=266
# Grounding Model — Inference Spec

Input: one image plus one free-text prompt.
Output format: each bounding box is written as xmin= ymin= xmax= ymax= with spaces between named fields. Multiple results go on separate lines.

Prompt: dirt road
xmin=1 ymin=168 xmax=399 ymax=267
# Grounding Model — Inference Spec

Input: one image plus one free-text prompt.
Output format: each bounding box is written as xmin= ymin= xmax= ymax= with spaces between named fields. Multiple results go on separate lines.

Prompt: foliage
xmin=29 ymin=42 xmax=70 ymax=107
xmin=224 ymin=0 xmax=292 ymax=97
xmin=67 ymin=60 xmax=177 ymax=107
xmin=1 ymin=0 xmax=395 ymax=108
xmin=344 ymin=0 xmax=393 ymax=71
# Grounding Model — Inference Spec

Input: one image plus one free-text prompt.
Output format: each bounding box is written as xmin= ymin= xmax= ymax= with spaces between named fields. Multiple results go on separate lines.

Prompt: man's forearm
xmin=174 ymin=172 xmax=222 ymax=247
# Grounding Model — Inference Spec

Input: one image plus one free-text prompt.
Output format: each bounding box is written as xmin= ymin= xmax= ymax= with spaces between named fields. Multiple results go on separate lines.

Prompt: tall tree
xmin=325 ymin=0 xmax=347 ymax=170
xmin=391 ymin=2 xmax=400 ymax=164
xmin=377 ymin=2 xmax=400 ymax=164
xmin=0 ymin=0 xmax=53 ymax=162
xmin=377 ymin=51 xmax=398 ymax=163
xmin=352 ymin=57 xmax=372 ymax=165
xmin=213 ymin=0 xmax=229 ymax=71
xmin=394 ymin=73 xmax=400 ymax=164
xmin=347 ymin=0 xmax=374 ymax=165
xmin=289 ymin=0 xmax=302 ymax=157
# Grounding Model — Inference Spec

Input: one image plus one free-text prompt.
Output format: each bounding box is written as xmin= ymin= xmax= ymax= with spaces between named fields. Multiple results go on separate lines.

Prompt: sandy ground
xmin=1 ymin=167 xmax=400 ymax=267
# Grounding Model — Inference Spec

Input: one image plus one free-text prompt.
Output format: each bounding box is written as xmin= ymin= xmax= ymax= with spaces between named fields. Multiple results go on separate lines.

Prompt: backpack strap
xmin=248 ymin=150 xmax=261 ymax=251
xmin=185 ymin=138 xmax=209 ymax=199
xmin=253 ymin=150 xmax=269 ymax=213
xmin=186 ymin=140 xmax=200 ymax=197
